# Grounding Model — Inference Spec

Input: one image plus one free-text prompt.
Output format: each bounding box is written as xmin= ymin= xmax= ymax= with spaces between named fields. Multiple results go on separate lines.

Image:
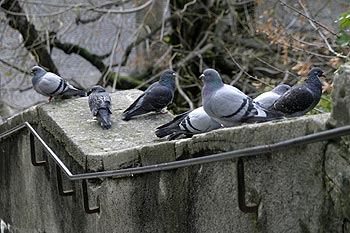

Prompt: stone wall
xmin=0 ymin=67 xmax=350 ymax=233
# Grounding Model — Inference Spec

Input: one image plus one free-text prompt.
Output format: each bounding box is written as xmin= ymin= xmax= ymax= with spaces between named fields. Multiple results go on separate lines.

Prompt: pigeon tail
xmin=63 ymin=88 xmax=87 ymax=97
xmin=243 ymin=107 xmax=284 ymax=123
xmin=97 ymin=109 xmax=112 ymax=129
xmin=122 ymin=107 xmax=150 ymax=121
xmin=155 ymin=112 xmax=188 ymax=138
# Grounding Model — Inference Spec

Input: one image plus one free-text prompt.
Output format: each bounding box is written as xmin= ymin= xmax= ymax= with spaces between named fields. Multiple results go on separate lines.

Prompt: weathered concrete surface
xmin=324 ymin=65 xmax=350 ymax=233
xmin=0 ymin=86 xmax=346 ymax=233
xmin=36 ymin=89 xmax=174 ymax=171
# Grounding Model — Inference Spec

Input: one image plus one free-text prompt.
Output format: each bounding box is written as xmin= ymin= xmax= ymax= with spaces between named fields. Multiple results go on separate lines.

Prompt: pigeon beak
xmin=199 ymin=74 xmax=205 ymax=79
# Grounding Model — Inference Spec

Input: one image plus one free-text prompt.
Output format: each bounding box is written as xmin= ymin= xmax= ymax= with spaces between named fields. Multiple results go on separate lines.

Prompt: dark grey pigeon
xmin=88 ymin=85 xmax=112 ymax=130
xmin=271 ymin=67 xmax=325 ymax=117
xmin=30 ymin=66 xmax=86 ymax=101
xmin=200 ymin=68 xmax=283 ymax=127
xmin=155 ymin=106 xmax=222 ymax=140
xmin=122 ymin=69 xmax=176 ymax=121
xmin=254 ymin=84 xmax=291 ymax=109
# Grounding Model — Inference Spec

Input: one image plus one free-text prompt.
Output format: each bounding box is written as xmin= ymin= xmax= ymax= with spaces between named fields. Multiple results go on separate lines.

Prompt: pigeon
xmin=30 ymin=66 xmax=86 ymax=101
xmin=270 ymin=67 xmax=325 ymax=117
xmin=199 ymin=68 xmax=283 ymax=127
xmin=88 ymin=85 xmax=112 ymax=130
xmin=155 ymin=106 xmax=222 ymax=140
xmin=122 ymin=69 xmax=176 ymax=121
xmin=254 ymin=84 xmax=291 ymax=109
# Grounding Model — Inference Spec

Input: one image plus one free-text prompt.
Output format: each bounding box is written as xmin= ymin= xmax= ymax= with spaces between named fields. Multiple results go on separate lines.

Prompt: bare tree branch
xmin=297 ymin=0 xmax=347 ymax=58
xmin=1 ymin=0 xmax=58 ymax=73
xmin=53 ymin=38 xmax=107 ymax=72
xmin=92 ymin=0 xmax=154 ymax=14
xmin=279 ymin=0 xmax=337 ymax=36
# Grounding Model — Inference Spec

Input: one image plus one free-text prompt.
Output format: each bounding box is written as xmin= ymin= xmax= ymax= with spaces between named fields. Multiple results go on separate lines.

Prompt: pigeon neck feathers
xmin=201 ymin=69 xmax=224 ymax=96
xmin=158 ymin=70 xmax=176 ymax=89
xmin=31 ymin=66 xmax=47 ymax=85
xmin=304 ymin=72 xmax=322 ymax=92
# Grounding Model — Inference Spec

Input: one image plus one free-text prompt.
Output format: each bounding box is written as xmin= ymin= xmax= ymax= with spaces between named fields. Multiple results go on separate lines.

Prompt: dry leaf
xmin=329 ymin=57 xmax=341 ymax=69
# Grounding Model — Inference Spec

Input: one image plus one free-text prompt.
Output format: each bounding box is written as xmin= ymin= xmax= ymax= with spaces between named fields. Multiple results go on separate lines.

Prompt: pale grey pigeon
xmin=88 ymin=85 xmax=112 ymax=130
xmin=200 ymin=68 xmax=283 ymax=127
xmin=30 ymin=66 xmax=86 ymax=101
xmin=155 ymin=106 xmax=222 ymax=140
xmin=254 ymin=84 xmax=291 ymax=109
xmin=122 ymin=69 xmax=176 ymax=121
xmin=271 ymin=67 xmax=325 ymax=117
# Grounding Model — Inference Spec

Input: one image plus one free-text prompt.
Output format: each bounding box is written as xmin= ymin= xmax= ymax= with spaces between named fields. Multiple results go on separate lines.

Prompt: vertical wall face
xmin=0 ymin=129 xmax=86 ymax=233
xmin=324 ymin=66 xmax=350 ymax=232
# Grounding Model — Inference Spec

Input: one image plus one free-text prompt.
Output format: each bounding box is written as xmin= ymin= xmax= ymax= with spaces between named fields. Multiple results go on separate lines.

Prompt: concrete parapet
xmin=0 ymin=84 xmax=348 ymax=232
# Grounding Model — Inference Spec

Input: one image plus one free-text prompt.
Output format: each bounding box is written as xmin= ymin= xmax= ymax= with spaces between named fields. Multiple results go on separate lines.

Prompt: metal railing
xmin=1 ymin=121 xmax=350 ymax=214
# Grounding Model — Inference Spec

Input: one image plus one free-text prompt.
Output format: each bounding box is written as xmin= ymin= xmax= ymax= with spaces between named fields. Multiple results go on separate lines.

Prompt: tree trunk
xmin=1 ymin=0 xmax=58 ymax=73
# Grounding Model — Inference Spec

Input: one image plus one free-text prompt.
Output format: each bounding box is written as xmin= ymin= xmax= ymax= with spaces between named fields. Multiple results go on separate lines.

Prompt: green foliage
xmin=336 ymin=32 xmax=350 ymax=47
xmin=336 ymin=12 xmax=350 ymax=47
xmin=309 ymin=94 xmax=332 ymax=115
xmin=337 ymin=12 xmax=350 ymax=29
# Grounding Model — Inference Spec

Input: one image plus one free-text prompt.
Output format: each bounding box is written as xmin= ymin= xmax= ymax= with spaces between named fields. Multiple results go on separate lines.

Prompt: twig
xmin=170 ymin=53 xmax=194 ymax=110
xmin=1 ymin=4 xmax=85 ymax=17
xmin=0 ymin=58 xmax=30 ymax=75
xmin=224 ymin=47 xmax=273 ymax=87
xmin=180 ymin=0 xmax=197 ymax=13
xmin=174 ymin=43 xmax=214 ymax=70
xmin=279 ymin=0 xmax=337 ymax=36
xmin=252 ymin=54 xmax=298 ymax=78
xmin=297 ymin=0 xmax=347 ymax=59
xmin=161 ymin=0 xmax=170 ymax=40
xmin=111 ymin=15 xmax=123 ymax=92
xmin=92 ymin=0 xmax=153 ymax=14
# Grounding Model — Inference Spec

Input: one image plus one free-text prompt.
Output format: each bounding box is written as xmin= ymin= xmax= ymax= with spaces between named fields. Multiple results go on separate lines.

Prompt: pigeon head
xmin=272 ymin=84 xmax=291 ymax=95
xmin=159 ymin=69 xmax=176 ymax=87
xmin=30 ymin=66 xmax=46 ymax=78
xmin=308 ymin=67 xmax=326 ymax=79
xmin=160 ymin=69 xmax=176 ymax=81
xmin=88 ymin=85 xmax=106 ymax=95
xmin=199 ymin=69 xmax=224 ymax=87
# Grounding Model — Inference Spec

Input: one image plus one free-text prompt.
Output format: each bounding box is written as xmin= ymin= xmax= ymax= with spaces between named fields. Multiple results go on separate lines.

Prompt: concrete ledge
xmin=0 ymin=90 xmax=330 ymax=172
xmin=0 ymin=88 xmax=338 ymax=233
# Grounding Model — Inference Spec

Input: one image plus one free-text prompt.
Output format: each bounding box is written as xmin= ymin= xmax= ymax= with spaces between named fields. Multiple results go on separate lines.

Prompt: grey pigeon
xmin=122 ymin=69 xmax=176 ymax=121
xmin=88 ymin=85 xmax=112 ymax=130
xmin=254 ymin=84 xmax=291 ymax=109
xmin=271 ymin=67 xmax=325 ymax=117
xmin=155 ymin=106 xmax=222 ymax=140
xmin=30 ymin=66 xmax=86 ymax=101
xmin=200 ymin=68 xmax=283 ymax=127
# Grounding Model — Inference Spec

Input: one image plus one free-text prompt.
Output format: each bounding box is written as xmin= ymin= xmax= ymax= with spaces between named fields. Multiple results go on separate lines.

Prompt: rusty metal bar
xmin=237 ymin=158 xmax=258 ymax=213
xmin=82 ymin=179 xmax=100 ymax=214
xmin=30 ymin=133 xmax=46 ymax=166
xmin=56 ymin=164 xmax=74 ymax=196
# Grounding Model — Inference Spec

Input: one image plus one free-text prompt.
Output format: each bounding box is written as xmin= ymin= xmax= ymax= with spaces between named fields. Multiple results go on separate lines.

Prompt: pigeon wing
xmin=206 ymin=86 xmax=252 ymax=119
xmin=141 ymin=83 xmax=174 ymax=111
xmin=35 ymin=73 xmax=65 ymax=96
xmin=254 ymin=92 xmax=280 ymax=109
xmin=273 ymin=86 xmax=315 ymax=114
xmin=155 ymin=110 xmax=190 ymax=138
xmin=89 ymin=93 xmax=112 ymax=116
